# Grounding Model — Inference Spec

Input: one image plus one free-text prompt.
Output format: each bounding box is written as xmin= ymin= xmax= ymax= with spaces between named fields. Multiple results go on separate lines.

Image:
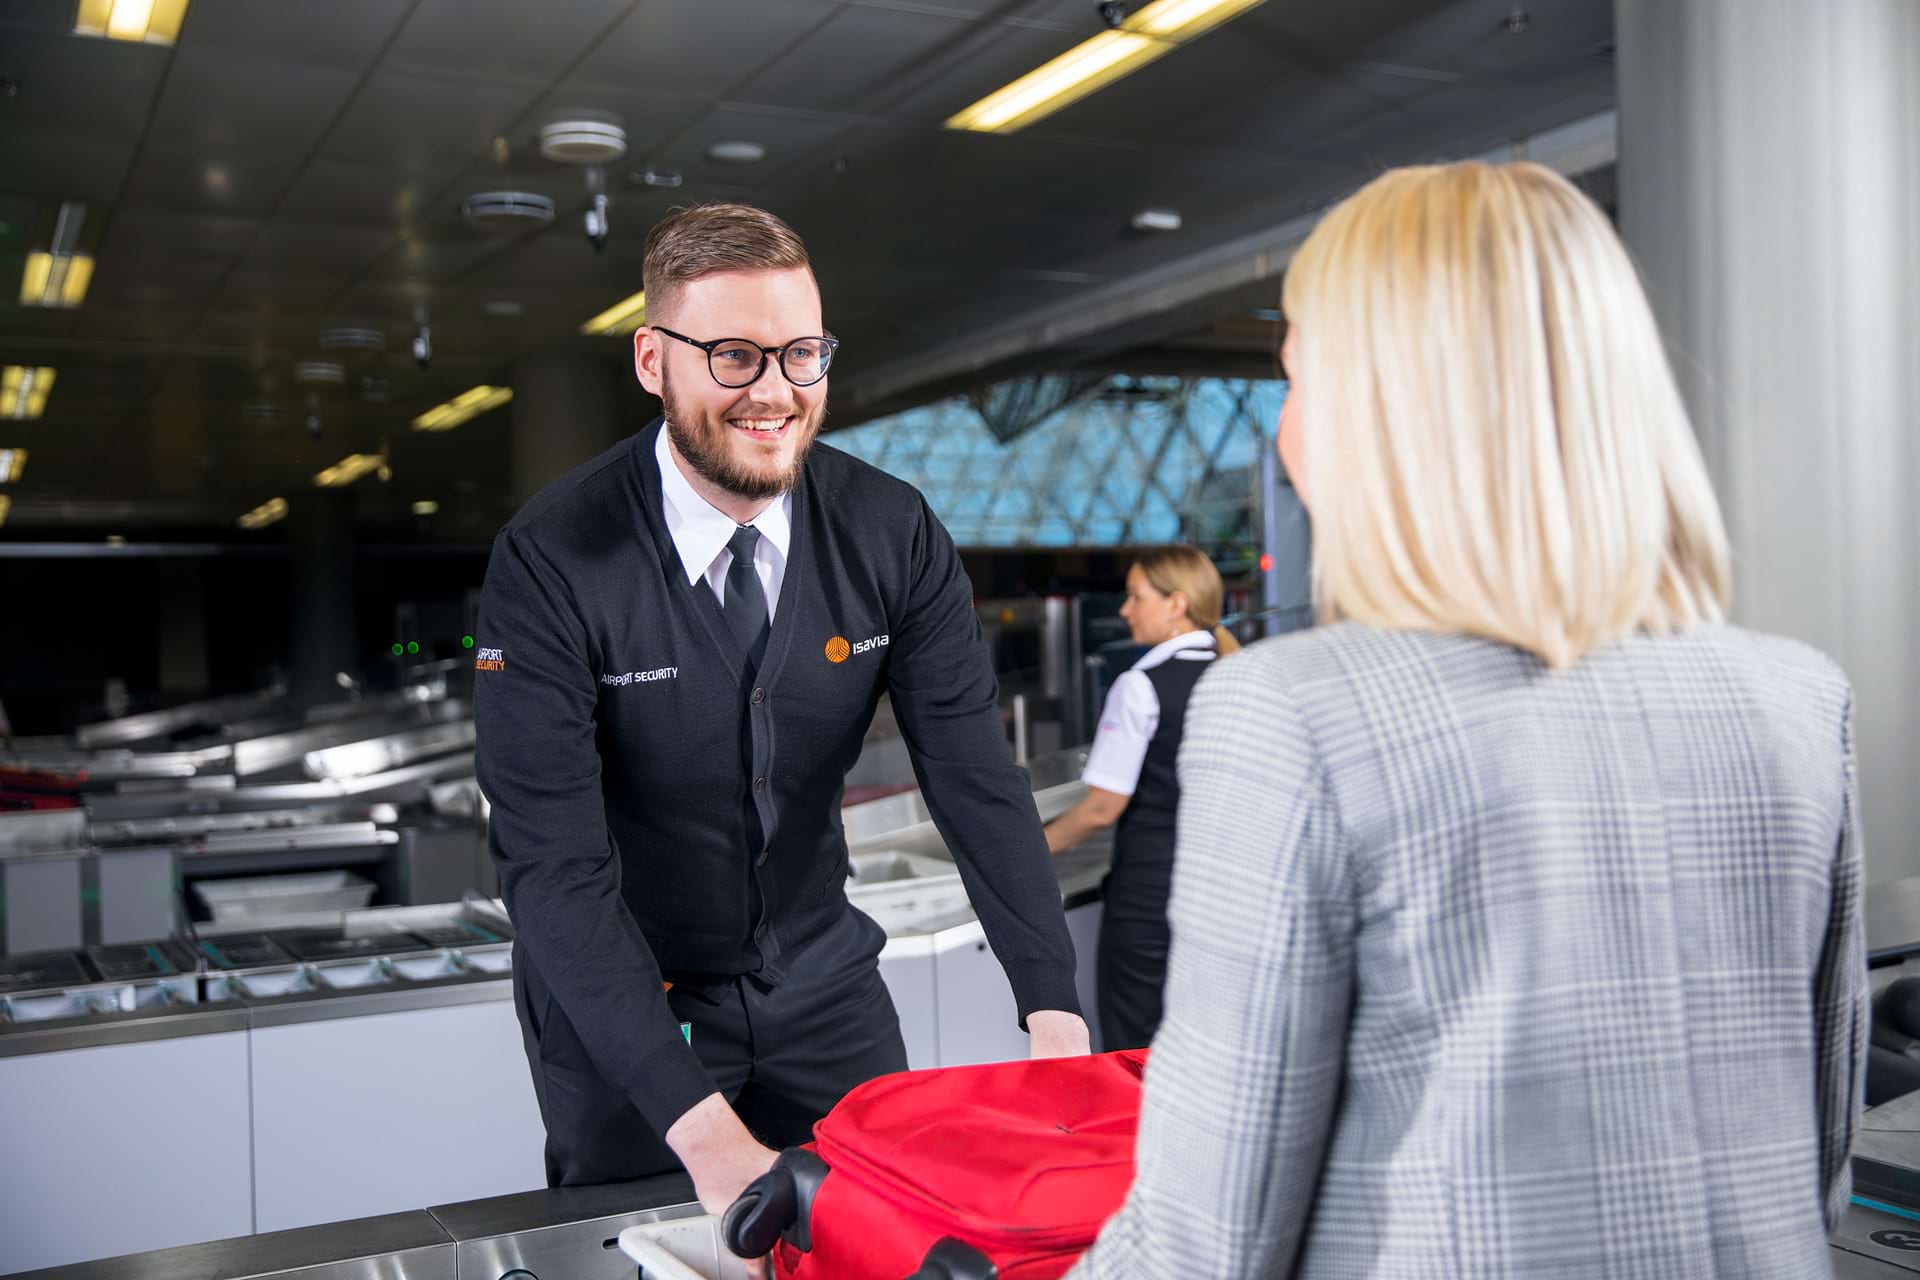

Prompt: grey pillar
xmin=510 ymin=354 xmax=630 ymax=502
xmin=1617 ymin=0 xmax=1920 ymax=881
xmin=286 ymin=490 xmax=358 ymax=707
xmin=156 ymin=558 xmax=209 ymax=697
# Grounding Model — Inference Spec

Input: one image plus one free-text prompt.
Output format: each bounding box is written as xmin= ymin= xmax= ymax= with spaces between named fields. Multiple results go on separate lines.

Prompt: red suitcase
xmin=724 ymin=1049 xmax=1147 ymax=1279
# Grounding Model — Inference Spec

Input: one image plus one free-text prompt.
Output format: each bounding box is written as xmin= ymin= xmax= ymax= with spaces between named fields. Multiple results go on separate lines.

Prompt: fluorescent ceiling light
xmin=1 ymin=367 xmax=56 ymax=420
xmin=946 ymin=0 xmax=1268 ymax=134
xmin=411 ymin=500 xmax=440 ymax=516
xmin=20 ymin=252 xmax=94 ymax=308
xmin=74 ymin=0 xmax=191 ymax=45
xmin=412 ymin=385 xmax=513 ymax=432
xmin=0 ymin=448 xmax=23 ymax=483
xmin=239 ymin=497 xmax=289 ymax=530
xmin=0 ymin=495 xmax=10 ymax=527
xmin=580 ymin=289 xmax=647 ymax=336
xmin=314 ymin=455 xmax=387 ymax=488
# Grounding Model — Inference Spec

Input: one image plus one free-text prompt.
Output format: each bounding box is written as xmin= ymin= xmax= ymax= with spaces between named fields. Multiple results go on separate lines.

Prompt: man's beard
xmin=661 ymin=366 xmax=824 ymax=501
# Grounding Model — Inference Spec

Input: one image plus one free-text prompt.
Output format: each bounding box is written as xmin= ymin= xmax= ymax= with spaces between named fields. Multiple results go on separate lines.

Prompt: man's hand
xmin=1027 ymin=1009 xmax=1092 ymax=1059
xmin=665 ymin=1092 xmax=779 ymax=1216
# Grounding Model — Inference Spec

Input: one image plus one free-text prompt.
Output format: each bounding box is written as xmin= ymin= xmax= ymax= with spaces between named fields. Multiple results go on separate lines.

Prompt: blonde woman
xmin=1044 ymin=546 xmax=1239 ymax=1050
xmin=1070 ymin=162 xmax=1864 ymax=1279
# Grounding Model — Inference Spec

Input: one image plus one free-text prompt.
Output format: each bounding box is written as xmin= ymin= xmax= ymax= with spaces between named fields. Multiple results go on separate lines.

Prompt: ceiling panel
xmin=79 ymin=252 xmax=228 ymax=308
xmin=122 ymin=146 xmax=306 ymax=216
xmin=644 ymin=107 xmax=857 ymax=189
xmin=96 ymin=207 xmax=261 ymax=270
xmin=278 ymin=158 xmax=457 ymax=230
xmin=572 ymin=0 xmax=839 ymax=100
xmin=383 ymin=0 xmax=634 ymax=86
xmin=240 ymin=220 xmax=396 ymax=274
xmin=179 ymin=0 xmax=413 ymax=69
xmin=320 ymin=70 xmax=540 ymax=170
xmin=0 ymin=133 xmax=138 ymax=206
xmin=208 ymin=271 xmax=349 ymax=314
xmin=0 ymin=31 xmax=168 ymax=144
xmin=148 ymin=46 xmax=362 ymax=154
xmin=739 ymin=6 xmax=976 ymax=116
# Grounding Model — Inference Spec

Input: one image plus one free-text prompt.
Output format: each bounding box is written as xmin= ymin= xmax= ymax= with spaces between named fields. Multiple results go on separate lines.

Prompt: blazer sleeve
xmin=474 ymin=527 xmax=718 ymax=1137
xmin=1814 ymin=684 xmax=1868 ymax=1231
xmin=1069 ymin=651 xmax=1358 ymax=1279
xmin=885 ymin=496 xmax=1081 ymax=1024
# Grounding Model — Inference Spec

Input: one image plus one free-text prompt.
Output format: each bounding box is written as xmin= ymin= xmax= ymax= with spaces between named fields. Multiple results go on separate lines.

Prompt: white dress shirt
xmin=1078 ymin=629 xmax=1217 ymax=796
xmin=656 ymin=425 xmax=791 ymax=620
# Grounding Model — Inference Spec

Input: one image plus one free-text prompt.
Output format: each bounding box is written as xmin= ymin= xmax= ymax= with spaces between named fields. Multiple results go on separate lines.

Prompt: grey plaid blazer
xmin=1070 ymin=623 xmax=1864 ymax=1280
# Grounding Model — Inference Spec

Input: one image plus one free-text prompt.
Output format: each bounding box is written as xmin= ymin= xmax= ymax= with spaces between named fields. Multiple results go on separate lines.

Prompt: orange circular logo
xmin=824 ymin=636 xmax=851 ymax=663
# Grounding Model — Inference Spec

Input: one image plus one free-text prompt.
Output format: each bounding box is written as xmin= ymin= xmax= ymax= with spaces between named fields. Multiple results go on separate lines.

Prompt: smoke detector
xmin=318 ymin=327 xmax=386 ymax=350
xmin=539 ymin=113 xmax=628 ymax=165
xmin=462 ymin=192 xmax=556 ymax=232
xmin=293 ymin=361 xmax=347 ymax=385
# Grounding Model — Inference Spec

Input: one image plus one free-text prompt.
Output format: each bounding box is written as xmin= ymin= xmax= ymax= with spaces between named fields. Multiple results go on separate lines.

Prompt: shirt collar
xmin=655 ymin=424 xmax=792 ymax=585
xmin=1131 ymin=628 xmax=1216 ymax=671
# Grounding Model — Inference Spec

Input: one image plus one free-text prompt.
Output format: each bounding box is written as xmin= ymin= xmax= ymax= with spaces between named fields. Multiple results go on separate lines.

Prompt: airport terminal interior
xmin=0 ymin=0 xmax=1916 ymax=1277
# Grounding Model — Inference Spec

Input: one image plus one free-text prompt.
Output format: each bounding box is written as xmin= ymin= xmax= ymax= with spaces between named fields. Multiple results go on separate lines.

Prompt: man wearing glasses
xmin=474 ymin=203 xmax=1090 ymax=1213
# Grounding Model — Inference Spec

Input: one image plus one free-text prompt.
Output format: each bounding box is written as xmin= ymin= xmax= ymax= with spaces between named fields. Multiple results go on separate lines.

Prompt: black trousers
xmin=512 ymin=905 xmax=908 ymax=1187
xmin=1097 ymin=857 xmax=1173 ymax=1052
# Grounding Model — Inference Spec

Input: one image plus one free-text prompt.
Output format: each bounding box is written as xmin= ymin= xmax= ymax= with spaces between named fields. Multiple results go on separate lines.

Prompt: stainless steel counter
xmin=11 ymin=1172 xmax=700 ymax=1280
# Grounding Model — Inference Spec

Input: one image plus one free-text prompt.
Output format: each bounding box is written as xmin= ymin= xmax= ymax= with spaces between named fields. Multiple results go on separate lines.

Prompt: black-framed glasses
xmin=652 ymin=327 xmax=839 ymax=388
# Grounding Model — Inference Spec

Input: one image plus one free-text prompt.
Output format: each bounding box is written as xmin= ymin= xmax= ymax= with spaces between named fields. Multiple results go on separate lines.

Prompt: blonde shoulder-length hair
xmin=1282 ymin=160 xmax=1730 ymax=668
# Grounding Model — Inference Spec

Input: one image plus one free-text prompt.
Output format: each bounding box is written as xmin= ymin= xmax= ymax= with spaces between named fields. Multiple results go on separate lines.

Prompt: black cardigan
xmin=474 ymin=421 xmax=1081 ymax=1134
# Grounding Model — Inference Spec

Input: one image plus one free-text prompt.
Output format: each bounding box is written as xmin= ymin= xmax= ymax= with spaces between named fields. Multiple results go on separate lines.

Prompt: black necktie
xmin=724 ymin=525 xmax=770 ymax=670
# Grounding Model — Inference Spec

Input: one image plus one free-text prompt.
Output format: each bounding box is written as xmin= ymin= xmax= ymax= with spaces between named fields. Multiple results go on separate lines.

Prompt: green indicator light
xmin=462 ymin=635 xmax=474 ymax=649
xmin=391 ymin=643 xmax=404 ymax=657
xmin=406 ymin=641 xmax=420 ymax=655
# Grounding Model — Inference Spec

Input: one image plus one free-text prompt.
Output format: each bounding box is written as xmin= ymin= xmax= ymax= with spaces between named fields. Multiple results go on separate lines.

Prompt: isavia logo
xmin=826 ymin=634 xmax=889 ymax=663
xmin=475 ymin=647 xmax=505 ymax=672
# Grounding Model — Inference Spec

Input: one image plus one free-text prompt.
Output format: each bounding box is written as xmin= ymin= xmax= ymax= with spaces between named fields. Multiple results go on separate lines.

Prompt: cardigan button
xmin=756 ymin=848 xmax=770 ymax=867
xmin=753 ymin=776 xmax=766 ymax=792
xmin=751 ymin=687 xmax=765 ymax=705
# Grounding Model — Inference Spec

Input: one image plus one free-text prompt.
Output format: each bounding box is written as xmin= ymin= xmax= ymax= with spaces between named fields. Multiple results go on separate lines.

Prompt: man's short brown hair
xmin=642 ymin=203 xmax=812 ymax=322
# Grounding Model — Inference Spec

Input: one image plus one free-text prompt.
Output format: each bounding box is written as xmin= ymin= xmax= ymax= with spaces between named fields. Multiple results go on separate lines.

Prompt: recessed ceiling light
xmin=1 ymin=367 xmax=56 ymax=420
xmin=314 ymin=454 xmax=386 ymax=488
xmin=463 ymin=192 xmax=556 ymax=232
xmin=294 ymin=361 xmax=346 ymax=385
xmin=0 ymin=447 xmax=24 ymax=483
xmin=411 ymin=500 xmax=440 ymax=516
xmin=239 ymin=497 xmax=289 ymax=530
xmin=412 ymin=386 xmax=513 ymax=433
xmin=539 ymin=114 xmax=628 ymax=165
xmin=580 ymin=289 xmax=648 ymax=336
xmin=20 ymin=201 xmax=92 ymax=308
xmin=483 ymin=300 xmax=526 ymax=318
xmin=946 ymin=0 xmax=1268 ymax=134
xmin=74 ymin=0 xmax=190 ymax=45
xmin=105 ymin=535 xmax=126 ymax=547
xmin=1131 ymin=208 xmax=1182 ymax=232
xmin=0 ymin=495 xmax=10 ymax=526
xmin=706 ymin=141 xmax=767 ymax=165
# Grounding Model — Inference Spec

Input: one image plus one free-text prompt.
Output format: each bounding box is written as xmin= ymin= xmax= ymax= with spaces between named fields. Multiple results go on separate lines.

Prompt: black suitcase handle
xmin=722 ymin=1147 xmax=831 ymax=1258
xmin=905 ymin=1237 xmax=999 ymax=1280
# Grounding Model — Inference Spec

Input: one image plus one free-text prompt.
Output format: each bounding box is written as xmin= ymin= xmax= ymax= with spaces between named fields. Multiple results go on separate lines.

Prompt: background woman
xmin=1044 ymin=545 xmax=1238 ymax=1050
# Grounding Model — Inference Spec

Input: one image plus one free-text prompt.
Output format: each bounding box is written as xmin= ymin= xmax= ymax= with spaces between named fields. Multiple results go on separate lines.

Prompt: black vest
xmin=1108 ymin=644 xmax=1215 ymax=903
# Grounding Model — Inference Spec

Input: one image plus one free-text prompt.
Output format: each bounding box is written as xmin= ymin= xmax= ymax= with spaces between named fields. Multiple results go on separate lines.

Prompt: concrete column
xmin=510 ymin=354 xmax=631 ymax=502
xmin=155 ymin=558 xmax=209 ymax=696
xmin=286 ymin=490 xmax=358 ymax=706
xmin=1617 ymin=0 xmax=1920 ymax=880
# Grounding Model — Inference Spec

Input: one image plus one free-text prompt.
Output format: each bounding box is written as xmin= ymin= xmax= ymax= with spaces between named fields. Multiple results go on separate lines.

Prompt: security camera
xmin=411 ymin=324 xmax=432 ymax=370
xmin=585 ymin=193 xmax=610 ymax=254
xmin=1097 ymin=1 xmax=1128 ymax=29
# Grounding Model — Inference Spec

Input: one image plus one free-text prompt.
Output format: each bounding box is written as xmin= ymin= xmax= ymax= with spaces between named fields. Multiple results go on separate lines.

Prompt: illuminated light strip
xmin=0 ymin=448 xmax=25 ymax=483
xmin=75 ymin=0 xmax=190 ymax=45
xmin=313 ymin=454 xmax=387 ymax=488
xmin=945 ymin=0 xmax=1268 ymax=135
xmin=238 ymin=496 xmax=289 ymax=530
xmin=412 ymin=385 xmax=512 ymax=432
xmin=1 ymin=367 xmax=56 ymax=420
xmin=579 ymin=289 xmax=648 ymax=336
